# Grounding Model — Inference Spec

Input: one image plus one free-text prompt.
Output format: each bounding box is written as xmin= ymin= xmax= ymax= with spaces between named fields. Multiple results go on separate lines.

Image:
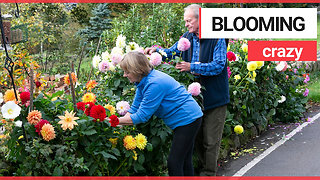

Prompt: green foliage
xmin=307 ymin=72 xmax=320 ymax=102
xmin=1 ymin=90 xmax=150 ymax=176
xmin=225 ymin=39 xmax=309 ymax=138
xmin=102 ymin=3 xmax=186 ymax=50
xmin=79 ymin=3 xmax=112 ymax=41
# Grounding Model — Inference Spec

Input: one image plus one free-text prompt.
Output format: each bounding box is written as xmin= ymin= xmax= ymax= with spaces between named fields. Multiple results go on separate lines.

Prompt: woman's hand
xmin=118 ymin=113 xmax=134 ymax=126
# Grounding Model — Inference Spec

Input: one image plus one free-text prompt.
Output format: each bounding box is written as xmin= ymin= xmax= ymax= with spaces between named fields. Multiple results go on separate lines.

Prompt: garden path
xmin=217 ymin=104 xmax=320 ymax=176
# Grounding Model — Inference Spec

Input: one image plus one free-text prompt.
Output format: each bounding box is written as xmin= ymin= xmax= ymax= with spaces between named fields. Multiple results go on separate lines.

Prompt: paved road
xmin=244 ymin=112 xmax=320 ymax=176
xmin=218 ymin=107 xmax=320 ymax=176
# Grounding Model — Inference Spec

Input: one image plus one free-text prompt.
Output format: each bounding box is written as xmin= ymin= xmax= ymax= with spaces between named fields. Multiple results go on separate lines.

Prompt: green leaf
xmin=146 ymin=143 xmax=153 ymax=151
xmin=52 ymin=91 xmax=64 ymax=99
xmin=268 ymin=109 xmax=276 ymax=116
xmin=114 ymin=79 xmax=121 ymax=87
xmin=138 ymin=154 xmax=145 ymax=164
xmin=83 ymin=129 xmax=97 ymax=136
xmin=53 ymin=166 xmax=63 ymax=176
xmin=111 ymin=148 xmax=120 ymax=156
xmin=99 ymin=151 xmax=117 ymax=160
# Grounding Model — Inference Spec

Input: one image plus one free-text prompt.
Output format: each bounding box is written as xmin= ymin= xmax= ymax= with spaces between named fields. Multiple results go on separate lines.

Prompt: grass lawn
xmin=309 ymin=72 xmax=320 ymax=102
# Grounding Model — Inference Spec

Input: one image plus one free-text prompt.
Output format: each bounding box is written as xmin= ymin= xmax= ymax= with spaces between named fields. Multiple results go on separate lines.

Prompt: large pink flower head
xmin=150 ymin=52 xmax=162 ymax=66
xmin=227 ymin=51 xmax=236 ymax=61
xmin=188 ymin=82 xmax=201 ymax=96
xmin=177 ymin=38 xmax=191 ymax=51
xmin=98 ymin=61 xmax=110 ymax=73
xmin=111 ymin=53 xmax=123 ymax=66
xmin=116 ymin=101 xmax=130 ymax=116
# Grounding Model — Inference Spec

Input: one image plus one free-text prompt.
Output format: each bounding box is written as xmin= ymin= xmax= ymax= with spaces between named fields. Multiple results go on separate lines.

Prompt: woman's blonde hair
xmin=120 ymin=51 xmax=153 ymax=81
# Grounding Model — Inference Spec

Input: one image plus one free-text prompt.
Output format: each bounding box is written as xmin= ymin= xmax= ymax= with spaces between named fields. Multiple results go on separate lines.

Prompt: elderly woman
xmin=119 ymin=51 xmax=203 ymax=176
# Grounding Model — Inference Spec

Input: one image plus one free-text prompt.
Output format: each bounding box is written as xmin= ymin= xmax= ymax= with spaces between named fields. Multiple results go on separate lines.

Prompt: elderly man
xmin=145 ymin=4 xmax=229 ymax=176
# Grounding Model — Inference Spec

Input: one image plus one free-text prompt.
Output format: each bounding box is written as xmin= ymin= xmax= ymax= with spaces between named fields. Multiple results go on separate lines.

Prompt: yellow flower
xmin=135 ymin=133 xmax=147 ymax=150
xmin=51 ymin=97 xmax=58 ymax=101
xmin=27 ymin=110 xmax=42 ymax=125
xmin=247 ymin=62 xmax=257 ymax=72
xmin=4 ymin=89 xmax=16 ymax=102
xmin=58 ymin=110 xmax=79 ymax=131
xmin=18 ymin=135 xmax=24 ymax=139
xmin=109 ymin=137 xmax=118 ymax=148
xmin=132 ymin=150 xmax=138 ymax=161
xmin=82 ymin=93 xmax=96 ymax=103
xmin=104 ymin=104 xmax=116 ymax=115
xmin=234 ymin=125 xmax=244 ymax=134
xmin=130 ymin=88 xmax=135 ymax=91
xmin=123 ymin=135 xmax=136 ymax=150
xmin=234 ymin=75 xmax=241 ymax=80
xmin=41 ymin=123 xmax=56 ymax=141
xmin=256 ymin=61 xmax=264 ymax=69
xmin=227 ymin=44 xmax=230 ymax=52
xmin=252 ymin=71 xmax=257 ymax=78
xmin=86 ymin=80 xmax=98 ymax=91
xmin=241 ymin=44 xmax=248 ymax=53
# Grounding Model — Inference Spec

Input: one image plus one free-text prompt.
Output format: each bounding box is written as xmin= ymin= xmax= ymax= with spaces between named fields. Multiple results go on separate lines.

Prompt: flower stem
xmin=236 ymin=72 xmax=250 ymax=87
xmin=112 ymin=157 xmax=128 ymax=176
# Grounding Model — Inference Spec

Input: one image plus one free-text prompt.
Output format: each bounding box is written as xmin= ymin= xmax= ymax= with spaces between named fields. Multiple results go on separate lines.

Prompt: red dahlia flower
xmin=90 ymin=105 xmax=106 ymax=122
xmin=20 ymin=91 xmax=30 ymax=104
xmin=35 ymin=119 xmax=50 ymax=135
xmin=227 ymin=51 xmax=236 ymax=61
xmin=77 ymin=102 xmax=86 ymax=111
xmin=109 ymin=115 xmax=119 ymax=127
xmin=35 ymin=81 xmax=41 ymax=88
xmin=84 ymin=102 xmax=95 ymax=116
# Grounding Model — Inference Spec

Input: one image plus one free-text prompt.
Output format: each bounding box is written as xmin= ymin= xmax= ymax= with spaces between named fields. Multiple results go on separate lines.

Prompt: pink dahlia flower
xmin=116 ymin=101 xmax=130 ymax=116
xmin=150 ymin=52 xmax=162 ymax=66
xmin=188 ymin=82 xmax=201 ymax=96
xmin=98 ymin=61 xmax=110 ymax=73
xmin=177 ymin=38 xmax=191 ymax=51
xmin=111 ymin=53 xmax=123 ymax=66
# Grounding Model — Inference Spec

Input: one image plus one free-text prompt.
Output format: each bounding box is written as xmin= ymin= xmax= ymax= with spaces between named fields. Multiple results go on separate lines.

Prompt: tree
xmin=79 ymin=3 xmax=112 ymax=41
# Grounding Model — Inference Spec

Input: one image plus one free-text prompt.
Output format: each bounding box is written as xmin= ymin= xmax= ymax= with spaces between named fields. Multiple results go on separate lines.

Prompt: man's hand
xmin=176 ymin=62 xmax=191 ymax=72
xmin=144 ymin=47 xmax=157 ymax=55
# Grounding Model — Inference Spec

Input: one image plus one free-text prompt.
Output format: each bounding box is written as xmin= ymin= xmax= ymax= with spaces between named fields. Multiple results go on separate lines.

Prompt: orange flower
xmin=4 ymin=89 xmax=16 ymax=102
xmin=64 ymin=72 xmax=77 ymax=85
xmin=123 ymin=135 xmax=136 ymax=150
xmin=41 ymin=123 xmax=56 ymax=141
xmin=82 ymin=92 xmax=96 ymax=103
xmin=27 ymin=110 xmax=42 ymax=125
xmin=86 ymin=80 xmax=98 ymax=91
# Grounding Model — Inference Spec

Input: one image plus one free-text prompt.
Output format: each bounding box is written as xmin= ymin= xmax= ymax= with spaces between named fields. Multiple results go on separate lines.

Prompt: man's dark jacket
xmin=181 ymin=32 xmax=230 ymax=111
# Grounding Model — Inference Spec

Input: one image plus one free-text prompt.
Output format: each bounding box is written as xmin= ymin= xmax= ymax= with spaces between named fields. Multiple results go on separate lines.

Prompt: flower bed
xmin=0 ymin=36 xmax=310 ymax=176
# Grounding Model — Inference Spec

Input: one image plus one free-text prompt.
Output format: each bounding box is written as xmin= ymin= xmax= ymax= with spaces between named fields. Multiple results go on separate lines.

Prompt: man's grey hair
xmin=184 ymin=4 xmax=202 ymax=19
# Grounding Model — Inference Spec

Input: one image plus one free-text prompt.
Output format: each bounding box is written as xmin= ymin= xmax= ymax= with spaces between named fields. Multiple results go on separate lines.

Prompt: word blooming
xmin=200 ymin=8 xmax=317 ymax=39
xmin=212 ymin=16 xmax=305 ymax=32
